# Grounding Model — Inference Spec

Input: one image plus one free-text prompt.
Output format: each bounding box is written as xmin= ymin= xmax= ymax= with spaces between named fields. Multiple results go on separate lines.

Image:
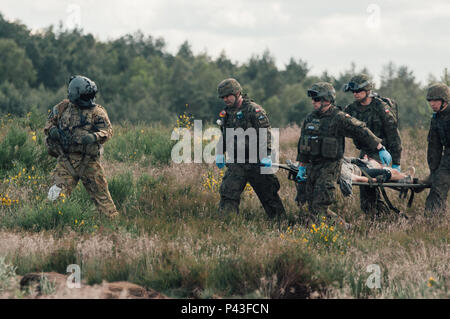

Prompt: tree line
xmin=0 ymin=12 xmax=444 ymax=128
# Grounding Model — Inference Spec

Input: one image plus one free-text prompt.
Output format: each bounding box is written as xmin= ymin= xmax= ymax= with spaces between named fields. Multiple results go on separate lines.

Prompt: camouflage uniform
xmin=425 ymin=83 xmax=450 ymax=216
xmin=44 ymin=98 xmax=118 ymax=217
xmin=297 ymin=83 xmax=382 ymax=221
xmin=216 ymin=79 xmax=285 ymax=218
xmin=344 ymin=75 xmax=402 ymax=216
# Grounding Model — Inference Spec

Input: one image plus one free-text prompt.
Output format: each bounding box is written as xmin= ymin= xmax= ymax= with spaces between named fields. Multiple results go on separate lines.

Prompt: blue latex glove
xmin=215 ymin=154 xmax=225 ymax=169
xmin=296 ymin=166 xmax=307 ymax=182
xmin=392 ymin=164 xmax=401 ymax=172
xmin=260 ymin=157 xmax=272 ymax=167
xmin=378 ymin=147 xmax=392 ymax=166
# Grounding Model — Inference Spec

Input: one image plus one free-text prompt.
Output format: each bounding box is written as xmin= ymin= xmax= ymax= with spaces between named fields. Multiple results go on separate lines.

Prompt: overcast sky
xmin=1 ymin=0 xmax=449 ymax=85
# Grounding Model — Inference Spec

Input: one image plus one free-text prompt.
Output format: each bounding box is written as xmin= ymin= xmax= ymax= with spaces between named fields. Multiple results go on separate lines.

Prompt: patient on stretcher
xmin=339 ymin=156 xmax=417 ymax=196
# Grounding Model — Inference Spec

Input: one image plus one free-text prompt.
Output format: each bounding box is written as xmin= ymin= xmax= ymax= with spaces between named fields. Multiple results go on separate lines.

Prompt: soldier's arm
xmin=92 ymin=106 xmax=113 ymax=144
xmin=43 ymin=100 xmax=67 ymax=135
xmin=250 ymin=105 xmax=272 ymax=156
xmin=427 ymin=120 xmax=443 ymax=173
xmin=380 ymin=105 xmax=402 ymax=165
xmin=338 ymin=113 xmax=381 ymax=152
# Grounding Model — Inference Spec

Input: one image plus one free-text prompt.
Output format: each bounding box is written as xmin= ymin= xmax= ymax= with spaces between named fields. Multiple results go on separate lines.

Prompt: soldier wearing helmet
xmin=44 ymin=75 xmax=118 ymax=218
xmin=296 ymin=82 xmax=391 ymax=225
xmin=344 ymin=74 xmax=402 ymax=217
xmin=215 ymin=78 xmax=286 ymax=219
xmin=424 ymin=82 xmax=450 ymax=216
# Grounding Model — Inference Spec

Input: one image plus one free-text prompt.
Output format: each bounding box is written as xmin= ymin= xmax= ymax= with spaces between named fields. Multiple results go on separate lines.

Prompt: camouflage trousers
xmin=219 ymin=163 xmax=286 ymax=218
xmin=425 ymin=169 xmax=450 ymax=216
xmin=303 ymin=160 xmax=341 ymax=218
xmin=51 ymin=154 xmax=118 ymax=217
xmin=359 ymin=185 xmax=390 ymax=217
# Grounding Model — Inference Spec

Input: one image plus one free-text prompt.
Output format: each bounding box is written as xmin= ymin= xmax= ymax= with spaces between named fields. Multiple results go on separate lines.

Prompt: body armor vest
xmin=299 ymin=110 xmax=345 ymax=162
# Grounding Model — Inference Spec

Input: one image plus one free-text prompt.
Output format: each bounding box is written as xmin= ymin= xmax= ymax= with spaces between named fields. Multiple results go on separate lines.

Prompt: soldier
xmin=296 ymin=82 xmax=392 ymax=224
xmin=424 ymin=82 xmax=450 ymax=216
xmin=44 ymin=75 xmax=118 ymax=218
xmin=343 ymin=74 xmax=402 ymax=217
xmin=215 ymin=78 xmax=286 ymax=219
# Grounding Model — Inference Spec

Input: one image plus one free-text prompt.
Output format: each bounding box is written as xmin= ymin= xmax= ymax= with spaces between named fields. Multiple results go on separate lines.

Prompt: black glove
xmin=81 ymin=133 xmax=97 ymax=145
xmin=48 ymin=127 xmax=60 ymax=141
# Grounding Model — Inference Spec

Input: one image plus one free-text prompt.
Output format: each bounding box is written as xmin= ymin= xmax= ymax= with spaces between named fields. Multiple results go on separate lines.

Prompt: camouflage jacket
xmin=427 ymin=105 xmax=450 ymax=173
xmin=344 ymin=97 xmax=402 ymax=165
xmin=44 ymin=99 xmax=113 ymax=156
xmin=297 ymin=106 xmax=381 ymax=163
xmin=216 ymin=96 xmax=272 ymax=163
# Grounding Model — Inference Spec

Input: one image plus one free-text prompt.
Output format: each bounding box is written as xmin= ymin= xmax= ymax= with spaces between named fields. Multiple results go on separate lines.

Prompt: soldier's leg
xmin=219 ymin=164 xmax=247 ymax=215
xmin=80 ymin=159 xmax=118 ymax=218
xmin=247 ymin=167 xmax=286 ymax=219
xmin=309 ymin=161 xmax=341 ymax=223
xmin=425 ymin=170 xmax=450 ymax=216
xmin=50 ymin=158 xmax=79 ymax=198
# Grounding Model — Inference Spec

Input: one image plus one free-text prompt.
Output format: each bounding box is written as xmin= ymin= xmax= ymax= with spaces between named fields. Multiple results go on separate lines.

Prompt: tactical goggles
xmin=307 ymin=89 xmax=319 ymax=98
xmin=343 ymin=81 xmax=369 ymax=92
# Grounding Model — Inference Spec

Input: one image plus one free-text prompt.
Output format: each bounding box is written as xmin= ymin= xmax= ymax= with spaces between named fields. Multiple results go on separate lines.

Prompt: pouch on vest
xmin=321 ymin=137 xmax=339 ymax=159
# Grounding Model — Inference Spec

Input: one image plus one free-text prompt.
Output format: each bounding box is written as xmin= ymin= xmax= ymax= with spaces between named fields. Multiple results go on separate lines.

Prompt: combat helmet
xmin=307 ymin=82 xmax=336 ymax=103
xmin=426 ymin=82 xmax=450 ymax=103
xmin=217 ymin=78 xmax=242 ymax=98
xmin=68 ymin=75 xmax=98 ymax=108
xmin=344 ymin=74 xmax=374 ymax=92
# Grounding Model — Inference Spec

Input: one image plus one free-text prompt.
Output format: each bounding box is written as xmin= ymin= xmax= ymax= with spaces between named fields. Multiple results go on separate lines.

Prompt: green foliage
xmin=0 ymin=12 xmax=437 ymax=128
xmin=104 ymin=125 xmax=175 ymax=165
xmin=0 ymin=256 xmax=17 ymax=292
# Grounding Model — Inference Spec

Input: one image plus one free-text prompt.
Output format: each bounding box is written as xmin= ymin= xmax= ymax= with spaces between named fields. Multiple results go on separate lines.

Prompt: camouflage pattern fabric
xmin=52 ymin=155 xmax=118 ymax=217
xmin=296 ymin=106 xmax=382 ymax=220
xmin=44 ymin=99 xmax=118 ymax=218
xmin=219 ymin=163 xmax=285 ymax=218
xmin=217 ymin=95 xmax=273 ymax=162
xmin=425 ymin=104 xmax=450 ymax=216
xmin=345 ymin=97 xmax=402 ymax=216
xmin=216 ymin=95 xmax=285 ymax=219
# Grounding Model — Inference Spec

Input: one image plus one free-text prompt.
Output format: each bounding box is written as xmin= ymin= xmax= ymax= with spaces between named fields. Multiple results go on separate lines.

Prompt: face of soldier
xmin=428 ymin=99 xmax=448 ymax=112
xmin=353 ymin=90 xmax=370 ymax=104
xmin=312 ymin=98 xmax=331 ymax=112
xmin=222 ymin=93 xmax=242 ymax=108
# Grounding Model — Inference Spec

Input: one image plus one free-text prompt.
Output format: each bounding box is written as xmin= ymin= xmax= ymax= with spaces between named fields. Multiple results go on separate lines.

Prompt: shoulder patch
xmin=219 ymin=110 xmax=226 ymax=117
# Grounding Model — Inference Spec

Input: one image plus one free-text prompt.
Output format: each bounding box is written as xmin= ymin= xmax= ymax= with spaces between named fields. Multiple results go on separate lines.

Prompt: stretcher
xmin=271 ymin=161 xmax=431 ymax=216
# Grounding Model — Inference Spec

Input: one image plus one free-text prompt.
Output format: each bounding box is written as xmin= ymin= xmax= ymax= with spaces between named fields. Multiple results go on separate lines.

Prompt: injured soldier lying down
xmin=339 ymin=156 xmax=418 ymax=196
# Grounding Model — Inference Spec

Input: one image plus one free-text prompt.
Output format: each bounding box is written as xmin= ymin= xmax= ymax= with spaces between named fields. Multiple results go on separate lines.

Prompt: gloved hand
xmin=215 ymin=154 xmax=225 ymax=169
xmin=81 ymin=133 xmax=97 ymax=145
xmin=260 ymin=157 xmax=272 ymax=167
xmin=48 ymin=127 xmax=60 ymax=141
xmin=392 ymin=164 xmax=401 ymax=172
xmin=296 ymin=166 xmax=307 ymax=182
xmin=378 ymin=146 xmax=392 ymax=166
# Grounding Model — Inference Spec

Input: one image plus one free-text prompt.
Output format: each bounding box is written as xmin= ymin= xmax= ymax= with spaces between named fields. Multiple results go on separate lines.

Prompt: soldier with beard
xmin=215 ymin=78 xmax=286 ymax=219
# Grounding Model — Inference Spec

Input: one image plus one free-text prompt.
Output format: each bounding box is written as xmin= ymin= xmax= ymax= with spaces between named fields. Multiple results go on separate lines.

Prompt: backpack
xmin=372 ymin=93 xmax=400 ymax=128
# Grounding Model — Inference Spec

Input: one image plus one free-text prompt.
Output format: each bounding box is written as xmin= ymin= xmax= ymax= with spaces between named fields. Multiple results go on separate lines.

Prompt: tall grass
xmin=0 ymin=113 xmax=448 ymax=298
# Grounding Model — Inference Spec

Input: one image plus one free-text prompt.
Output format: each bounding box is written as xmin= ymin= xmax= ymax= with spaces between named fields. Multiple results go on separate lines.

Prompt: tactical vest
xmin=299 ymin=110 xmax=345 ymax=162
xmin=46 ymin=101 xmax=102 ymax=158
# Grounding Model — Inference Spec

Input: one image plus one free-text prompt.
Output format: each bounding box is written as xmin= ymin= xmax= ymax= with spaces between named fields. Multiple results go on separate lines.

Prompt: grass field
xmin=0 ymin=112 xmax=448 ymax=298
